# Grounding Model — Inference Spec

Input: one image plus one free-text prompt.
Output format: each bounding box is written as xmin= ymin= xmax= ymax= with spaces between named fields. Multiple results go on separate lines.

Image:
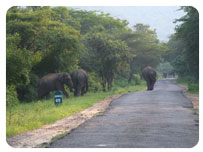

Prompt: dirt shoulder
xmin=7 ymin=94 xmax=123 ymax=148
xmin=174 ymin=82 xmax=199 ymax=112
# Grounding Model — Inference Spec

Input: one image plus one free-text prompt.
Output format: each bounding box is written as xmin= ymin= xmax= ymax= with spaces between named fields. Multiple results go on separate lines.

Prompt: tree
xmin=121 ymin=23 xmax=167 ymax=82
xmin=6 ymin=7 xmax=82 ymax=101
xmin=6 ymin=33 xmax=39 ymax=86
xmin=82 ymin=26 xmax=130 ymax=91
xmin=165 ymin=7 xmax=199 ymax=82
xmin=163 ymin=34 xmax=185 ymax=76
xmin=68 ymin=9 xmax=129 ymax=35
xmin=174 ymin=7 xmax=199 ymax=81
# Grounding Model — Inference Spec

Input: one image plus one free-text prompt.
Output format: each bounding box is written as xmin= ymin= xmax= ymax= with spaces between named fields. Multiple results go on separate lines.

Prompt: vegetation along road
xmin=6 ymin=6 xmax=199 ymax=148
xmin=49 ymin=79 xmax=198 ymax=148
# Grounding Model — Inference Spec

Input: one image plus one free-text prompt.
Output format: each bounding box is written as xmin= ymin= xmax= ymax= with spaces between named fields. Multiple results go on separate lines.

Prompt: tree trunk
xmin=128 ymin=71 xmax=133 ymax=83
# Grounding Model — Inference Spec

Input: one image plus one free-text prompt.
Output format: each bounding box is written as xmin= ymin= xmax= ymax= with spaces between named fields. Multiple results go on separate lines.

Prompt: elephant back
xmin=71 ymin=69 xmax=88 ymax=85
xmin=142 ymin=66 xmax=157 ymax=81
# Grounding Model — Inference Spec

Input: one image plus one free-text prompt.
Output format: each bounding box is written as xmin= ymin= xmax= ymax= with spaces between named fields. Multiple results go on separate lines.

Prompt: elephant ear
xmin=59 ymin=73 xmax=65 ymax=83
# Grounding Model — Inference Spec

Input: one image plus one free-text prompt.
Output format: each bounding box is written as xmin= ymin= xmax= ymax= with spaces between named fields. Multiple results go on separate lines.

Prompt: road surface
xmin=49 ymin=79 xmax=199 ymax=148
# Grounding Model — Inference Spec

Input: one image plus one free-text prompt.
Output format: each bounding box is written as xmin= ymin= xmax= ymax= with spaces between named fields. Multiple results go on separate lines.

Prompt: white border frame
xmin=1 ymin=1 xmax=202 ymax=152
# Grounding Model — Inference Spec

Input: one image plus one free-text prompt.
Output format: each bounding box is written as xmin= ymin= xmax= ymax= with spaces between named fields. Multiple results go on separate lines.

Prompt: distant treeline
xmin=6 ymin=6 xmax=198 ymax=103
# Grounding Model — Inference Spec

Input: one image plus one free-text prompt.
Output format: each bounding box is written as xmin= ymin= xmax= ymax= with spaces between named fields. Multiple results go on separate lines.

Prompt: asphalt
xmin=49 ymin=79 xmax=199 ymax=148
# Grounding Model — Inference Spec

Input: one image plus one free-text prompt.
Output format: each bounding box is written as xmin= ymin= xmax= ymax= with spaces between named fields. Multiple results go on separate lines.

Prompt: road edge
xmin=172 ymin=80 xmax=199 ymax=114
xmin=6 ymin=93 xmax=124 ymax=148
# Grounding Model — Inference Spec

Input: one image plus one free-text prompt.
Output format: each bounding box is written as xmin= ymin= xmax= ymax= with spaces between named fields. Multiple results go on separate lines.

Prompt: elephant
xmin=168 ymin=71 xmax=175 ymax=78
xmin=71 ymin=69 xmax=88 ymax=97
xmin=142 ymin=66 xmax=157 ymax=91
xmin=163 ymin=72 xmax=167 ymax=78
xmin=37 ymin=72 xmax=73 ymax=100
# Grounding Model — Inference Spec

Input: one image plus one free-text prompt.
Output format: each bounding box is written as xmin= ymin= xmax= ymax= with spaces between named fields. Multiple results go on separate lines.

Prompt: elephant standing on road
xmin=168 ymin=71 xmax=175 ymax=78
xmin=142 ymin=66 xmax=157 ymax=91
xmin=37 ymin=72 xmax=73 ymax=100
xmin=163 ymin=72 xmax=167 ymax=78
xmin=71 ymin=69 xmax=88 ymax=97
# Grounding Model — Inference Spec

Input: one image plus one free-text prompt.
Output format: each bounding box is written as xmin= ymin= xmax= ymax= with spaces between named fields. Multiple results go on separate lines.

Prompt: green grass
xmin=6 ymin=81 xmax=146 ymax=137
xmin=176 ymin=78 xmax=199 ymax=95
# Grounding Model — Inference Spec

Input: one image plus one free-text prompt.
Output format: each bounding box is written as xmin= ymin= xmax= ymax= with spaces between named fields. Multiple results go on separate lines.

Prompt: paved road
xmin=49 ymin=79 xmax=199 ymax=148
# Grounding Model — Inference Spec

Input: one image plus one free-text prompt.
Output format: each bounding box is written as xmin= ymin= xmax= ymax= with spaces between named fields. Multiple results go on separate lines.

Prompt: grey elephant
xmin=37 ymin=72 xmax=73 ymax=100
xmin=142 ymin=66 xmax=157 ymax=91
xmin=71 ymin=69 xmax=88 ymax=96
xmin=168 ymin=71 xmax=175 ymax=78
xmin=163 ymin=71 xmax=167 ymax=78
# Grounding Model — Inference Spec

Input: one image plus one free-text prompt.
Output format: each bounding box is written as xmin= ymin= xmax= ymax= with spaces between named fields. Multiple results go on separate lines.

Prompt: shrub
xmin=113 ymin=77 xmax=129 ymax=87
xmin=6 ymin=85 xmax=19 ymax=107
xmin=133 ymin=74 xmax=141 ymax=85
xmin=188 ymin=83 xmax=199 ymax=93
xmin=88 ymin=72 xmax=103 ymax=92
xmin=16 ymin=73 xmax=39 ymax=102
xmin=6 ymin=85 xmax=19 ymax=125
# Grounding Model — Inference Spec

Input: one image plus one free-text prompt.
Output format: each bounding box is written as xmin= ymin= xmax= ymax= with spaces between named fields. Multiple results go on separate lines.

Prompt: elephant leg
xmin=60 ymin=87 xmax=69 ymax=98
xmin=45 ymin=93 xmax=51 ymax=100
xmin=56 ymin=84 xmax=69 ymax=98
xmin=37 ymin=93 xmax=43 ymax=100
xmin=74 ymin=88 xmax=77 ymax=96
xmin=148 ymin=80 xmax=155 ymax=90
xmin=76 ymin=85 xmax=82 ymax=97
xmin=146 ymin=80 xmax=151 ymax=90
xmin=151 ymin=80 xmax=156 ymax=90
xmin=38 ymin=90 xmax=48 ymax=100
xmin=81 ymin=86 xmax=85 ymax=96
xmin=61 ymin=89 xmax=69 ymax=98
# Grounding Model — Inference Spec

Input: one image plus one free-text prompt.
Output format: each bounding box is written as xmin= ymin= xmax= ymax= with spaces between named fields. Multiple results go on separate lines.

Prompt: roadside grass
xmin=6 ymin=81 xmax=146 ymax=138
xmin=176 ymin=78 xmax=199 ymax=95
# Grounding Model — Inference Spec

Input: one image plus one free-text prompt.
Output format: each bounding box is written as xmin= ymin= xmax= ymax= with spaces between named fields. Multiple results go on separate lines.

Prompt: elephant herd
xmin=37 ymin=69 xmax=88 ymax=100
xmin=37 ymin=66 xmax=157 ymax=100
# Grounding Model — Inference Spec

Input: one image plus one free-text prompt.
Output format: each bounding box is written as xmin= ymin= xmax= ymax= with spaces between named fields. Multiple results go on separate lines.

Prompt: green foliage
xmin=7 ymin=6 xmax=167 ymax=103
xmin=120 ymin=23 xmax=167 ymax=82
xmin=16 ymin=73 xmax=39 ymax=102
xmin=6 ymin=85 xmax=19 ymax=125
xmin=158 ymin=62 xmax=173 ymax=72
xmin=176 ymin=78 xmax=199 ymax=94
xmin=7 ymin=7 xmax=82 ymax=102
xmin=164 ymin=7 xmax=199 ymax=82
xmin=68 ymin=9 xmax=128 ymax=35
xmin=133 ymin=74 xmax=141 ymax=85
xmin=188 ymin=83 xmax=199 ymax=94
xmin=6 ymin=33 xmax=35 ymax=86
xmin=6 ymin=85 xmax=19 ymax=107
xmin=82 ymin=27 xmax=130 ymax=91
xmin=113 ymin=77 xmax=129 ymax=88
xmin=88 ymin=72 xmax=103 ymax=92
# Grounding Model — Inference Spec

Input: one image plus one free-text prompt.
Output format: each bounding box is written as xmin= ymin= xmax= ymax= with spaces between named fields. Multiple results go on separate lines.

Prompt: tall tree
xmin=165 ymin=7 xmax=199 ymax=82
xmin=121 ymin=23 xmax=167 ymax=82
xmin=174 ymin=6 xmax=199 ymax=81
xmin=82 ymin=26 xmax=130 ymax=91
xmin=6 ymin=7 xmax=82 ymax=101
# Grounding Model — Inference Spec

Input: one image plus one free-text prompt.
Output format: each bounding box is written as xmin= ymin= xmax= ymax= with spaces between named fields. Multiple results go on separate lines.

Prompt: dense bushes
xmin=87 ymin=72 xmax=103 ymax=92
xmin=16 ymin=73 xmax=39 ymax=102
xmin=6 ymin=85 xmax=19 ymax=107
xmin=133 ymin=74 xmax=141 ymax=85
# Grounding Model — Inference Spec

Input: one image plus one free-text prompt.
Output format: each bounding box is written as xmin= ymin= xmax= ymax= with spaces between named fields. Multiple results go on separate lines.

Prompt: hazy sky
xmin=70 ymin=6 xmax=186 ymax=42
